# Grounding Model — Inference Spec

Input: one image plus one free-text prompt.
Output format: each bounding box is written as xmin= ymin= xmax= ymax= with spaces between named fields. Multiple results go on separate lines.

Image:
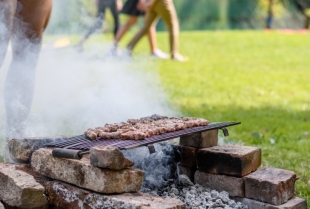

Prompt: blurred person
xmin=294 ymin=0 xmax=310 ymax=29
xmin=266 ymin=0 xmax=275 ymax=29
xmin=75 ymin=0 xmax=122 ymax=51
xmin=112 ymin=0 xmax=168 ymax=58
xmin=0 ymin=0 xmax=52 ymax=140
xmin=126 ymin=0 xmax=187 ymax=62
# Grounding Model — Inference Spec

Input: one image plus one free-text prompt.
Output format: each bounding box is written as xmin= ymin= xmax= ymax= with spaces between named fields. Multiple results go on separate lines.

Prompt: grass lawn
xmin=126 ymin=30 xmax=310 ymax=206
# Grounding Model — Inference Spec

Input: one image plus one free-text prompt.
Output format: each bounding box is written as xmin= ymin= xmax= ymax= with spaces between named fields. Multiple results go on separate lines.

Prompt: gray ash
xmin=123 ymin=144 xmax=247 ymax=209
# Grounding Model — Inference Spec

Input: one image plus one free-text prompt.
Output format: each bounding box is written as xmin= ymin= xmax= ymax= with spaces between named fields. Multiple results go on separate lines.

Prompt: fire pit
xmin=45 ymin=121 xmax=240 ymax=151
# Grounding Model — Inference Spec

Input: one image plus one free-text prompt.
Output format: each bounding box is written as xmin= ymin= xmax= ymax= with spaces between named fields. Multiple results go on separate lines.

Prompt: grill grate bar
xmin=45 ymin=121 xmax=240 ymax=151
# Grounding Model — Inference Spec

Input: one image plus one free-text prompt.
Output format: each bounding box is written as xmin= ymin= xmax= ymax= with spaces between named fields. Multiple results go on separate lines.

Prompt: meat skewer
xmin=84 ymin=115 xmax=210 ymax=140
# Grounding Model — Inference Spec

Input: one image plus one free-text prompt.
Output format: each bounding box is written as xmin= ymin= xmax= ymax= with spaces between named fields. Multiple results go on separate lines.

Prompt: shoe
xmin=106 ymin=46 xmax=120 ymax=57
xmin=74 ymin=44 xmax=84 ymax=53
xmin=172 ymin=53 xmax=188 ymax=62
xmin=121 ymin=49 xmax=133 ymax=61
xmin=151 ymin=49 xmax=169 ymax=59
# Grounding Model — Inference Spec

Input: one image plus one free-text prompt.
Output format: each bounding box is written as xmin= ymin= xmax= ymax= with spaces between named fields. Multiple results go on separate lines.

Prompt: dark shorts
xmin=121 ymin=0 xmax=145 ymax=16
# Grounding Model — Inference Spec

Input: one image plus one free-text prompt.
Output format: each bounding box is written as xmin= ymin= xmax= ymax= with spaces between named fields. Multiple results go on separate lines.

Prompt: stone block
xmin=233 ymin=197 xmax=307 ymax=209
xmin=197 ymin=144 xmax=261 ymax=177
xmin=8 ymin=136 xmax=67 ymax=163
xmin=194 ymin=170 xmax=244 ymax=197
xmin=90 ymin=146 xmax=133 ymax=170
xmin=0 ymin=163 xmax=47 ymax=208
xmin=178 ymin=165 xmax=196 ymax=182
xmin=244 ymin=167 xmax=297 ymax=205
xmin=172 ymin=145 xmax=197 ymax=167
xmin=31 ymin=148 xmax=144 ymax=194
xmin=44 ymin=181 xmax=186 ymax=209
xmin=180 ymin=129 xmax=218 ymax=148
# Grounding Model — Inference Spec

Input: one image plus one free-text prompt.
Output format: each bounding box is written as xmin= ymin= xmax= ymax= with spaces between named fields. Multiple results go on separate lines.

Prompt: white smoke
xmin=0 ymin=43 xmax=178 ymax=144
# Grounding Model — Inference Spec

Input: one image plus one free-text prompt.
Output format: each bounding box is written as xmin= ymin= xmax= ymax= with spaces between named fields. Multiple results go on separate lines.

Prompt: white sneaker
xmin=151 ymin=49 xmax=169 ymax=59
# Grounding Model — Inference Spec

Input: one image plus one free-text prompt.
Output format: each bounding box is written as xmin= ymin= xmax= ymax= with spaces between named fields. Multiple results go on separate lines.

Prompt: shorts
xmin=121 ymin=0 xmax=145 ymax=16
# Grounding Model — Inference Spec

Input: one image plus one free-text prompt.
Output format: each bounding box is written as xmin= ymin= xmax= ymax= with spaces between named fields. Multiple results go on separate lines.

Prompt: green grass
xmin=45 ymin=30 xmax=309 ymax=205
xmin=128 ymin=30 xmax=310 ymax=206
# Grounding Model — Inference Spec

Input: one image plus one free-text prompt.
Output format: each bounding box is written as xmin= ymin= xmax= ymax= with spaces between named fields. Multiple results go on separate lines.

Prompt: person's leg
xmin=114 ymin=16 xmax=138 ymax=44
xmin=77 ymin=0 xmax=107 ymax=47
xmin=127 ymin=10 xmax=158 ymax=52
xmin=153 ymin=0 xmax=186 ymax=60
xmin=109 ymin=0 xmax=120 ymax=38
xmin=146 ymin=16 xmax=158 ymax=53
xmin=0 ymin=0 xmax=17 ymax=67
xmin=5 ymin=0 xmax=52 ymax=139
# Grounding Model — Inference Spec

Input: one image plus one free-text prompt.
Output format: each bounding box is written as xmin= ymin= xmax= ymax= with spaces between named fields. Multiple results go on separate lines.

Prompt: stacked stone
xmin=174 ymin=131 xmax=307 ymax=209
xmin=2 ymin=138 xmax=186 ymax=208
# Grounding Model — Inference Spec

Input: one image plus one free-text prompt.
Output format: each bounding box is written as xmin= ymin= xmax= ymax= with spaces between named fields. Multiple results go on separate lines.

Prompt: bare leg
xmin=0 ymin=0 xmax=17 ymax=67
xmin=114 ymin=16 xmax=138 ymax=44
xmin=153 ymin=0 xmax=186 ymax=61
xmin=127 ymin=11 xmax=158 ymax=51
xmin=146 ymin=17 xmax=159 ymax=53
xmin=4 ymin=0 xmax=52 ymax=139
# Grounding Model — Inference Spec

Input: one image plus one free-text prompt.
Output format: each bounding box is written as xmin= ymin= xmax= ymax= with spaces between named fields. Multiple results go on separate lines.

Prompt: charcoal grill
xmin=45 ymin=121 xmax=240 ymax=151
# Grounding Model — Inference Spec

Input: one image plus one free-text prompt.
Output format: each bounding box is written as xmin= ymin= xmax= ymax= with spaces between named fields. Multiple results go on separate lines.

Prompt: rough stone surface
xmin=0 ymin=163 xmax=47 ymax=208
xmin=172 ymin=145 xmax=197 ymax=167
xmin=197 ymin=144 xmax=261 ymax=177
xmin=8 ymin=137 xmax=67 ymax=163
xmin=90 ymin=146 xmax=134 ymax=170
xmin=194 ymin=170 xmax=244 ymax=197
xmin=233 ymin=197 xmax=307 ymax=209
xmin=44 ymin=181 xmax=186 ymax=209
xmin=244 ymin=167 xmax=297 ymax=206
xmin=178 ymin=165 xmax=196 ymax=182
xmin=179 ymin=129 xmax=218 ymax=148
xmin=31 ymin=148 xmax=144 ymax=194
xmin=0 ymin=202 xmax=4 ymax=209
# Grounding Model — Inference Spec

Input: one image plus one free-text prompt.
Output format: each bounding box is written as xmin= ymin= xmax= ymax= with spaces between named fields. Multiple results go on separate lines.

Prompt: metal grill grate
xmin=45 ymin=121 xmax=240 ymax=151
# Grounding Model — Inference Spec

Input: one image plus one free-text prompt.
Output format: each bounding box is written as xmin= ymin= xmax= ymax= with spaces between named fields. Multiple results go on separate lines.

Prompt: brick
xmin=31 ymin=148 xmax=144 ymax=194
xmin=45 ymin=181 xmax=186 ymax=209
xmin=180 ymin=129 xmax=218 ymax=148
xmin=197 ymin=144 xmax=261 ymax=177
xmin=233 ymin=197 xmax=307 ymax=209
xmin=178 ymin=165 xmax=196 ymax=182
xmin=244 ymin=167 xmax=297 ymax=205
xmin=90 ymin=146 xmax=134 ymax=170
xmin=172 ymin=145 xmax=197 ymax=167
xmin=194 ymin=170 xmax=244 ymax=197
xmin=0 ymin=163 xmax=47 ymax=208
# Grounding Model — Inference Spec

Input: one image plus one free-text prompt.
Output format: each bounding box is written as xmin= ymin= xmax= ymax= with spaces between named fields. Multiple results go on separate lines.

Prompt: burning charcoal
xmin=211 ymin=190 xmax=219 ymax=199
xmin=179 ymin=174 xmax=194 ymax=186
xmin=219 ymin=191 xmax=230 ymax=203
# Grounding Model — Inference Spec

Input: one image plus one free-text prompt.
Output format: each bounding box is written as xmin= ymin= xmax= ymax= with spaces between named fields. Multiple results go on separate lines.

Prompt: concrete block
xmin=172 ymin=145 xmax=197 ymax=167
xmin=90 ymin=146 xmax=133 ymax=170
xmin=194 ymin=170 xmax=244 ymax=197
xmin=0 ymin=163 xmax=47 ymax=208
xmin=178 ymin=165 xmax=196 ymax=182
xmin=180 ymin=129 xmax=218 ymax=148
xmin=197 ymin=144 xmax=261 ymax=177
xmin=244 ymin=167 xmax=297 ymax=205
xmin=233 ymin=197 xmax=307 ymax=209
xmin=8 ymin=137 xmax=67 ymax=163
xmin=31 ymin=148 xmax=144 ymax=194
xmin=44 ymin=181 xmax=186 ymax=209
